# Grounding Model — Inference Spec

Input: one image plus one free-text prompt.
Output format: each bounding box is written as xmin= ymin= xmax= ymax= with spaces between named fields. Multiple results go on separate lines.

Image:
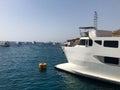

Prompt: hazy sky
xmin=0 ymin=0 xmax=120 ymax=42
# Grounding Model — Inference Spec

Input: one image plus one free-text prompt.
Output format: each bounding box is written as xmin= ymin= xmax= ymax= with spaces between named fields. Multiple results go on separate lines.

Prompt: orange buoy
xmin=39 ymin=63 xmax=47 ymax=70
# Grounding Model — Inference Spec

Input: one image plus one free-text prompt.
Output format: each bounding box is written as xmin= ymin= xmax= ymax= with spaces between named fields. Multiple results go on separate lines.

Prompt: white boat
xmin=16 ymin=41 xmax=22 ymax=46
xmin=32 ymin=41 xmax=36 ymax=44
xmin=0 ymin=41 xmax=10 ymax=47
xmin=55 ymin=27 xmax=120 ymax=85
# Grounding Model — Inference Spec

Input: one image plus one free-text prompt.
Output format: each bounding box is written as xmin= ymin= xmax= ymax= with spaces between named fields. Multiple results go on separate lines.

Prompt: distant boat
xmin=43 ymin=41 xmax=56 ymax=46
xmin=0 ymin=41 xmax=10 ymax=47
xmin=16 ymin=41 xmax=22 ymax=46
xmin=32 ymin=41 xmax=36 ymax=44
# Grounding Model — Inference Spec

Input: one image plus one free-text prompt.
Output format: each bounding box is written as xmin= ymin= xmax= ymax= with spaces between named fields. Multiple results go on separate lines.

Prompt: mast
xmin=94 ymin=11 xmax=98 ymax=30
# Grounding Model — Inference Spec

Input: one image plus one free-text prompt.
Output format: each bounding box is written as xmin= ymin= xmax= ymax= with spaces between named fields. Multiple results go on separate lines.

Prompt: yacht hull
xmin=56 ymin=45 xmax=120 ymax=85
xmin=55 ymin=63 xmax=120 ymax=85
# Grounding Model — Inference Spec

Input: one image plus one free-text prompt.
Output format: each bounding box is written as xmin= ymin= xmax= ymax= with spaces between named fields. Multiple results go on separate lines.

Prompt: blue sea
xmin=0 ymin=43 xmax=120 ymax=90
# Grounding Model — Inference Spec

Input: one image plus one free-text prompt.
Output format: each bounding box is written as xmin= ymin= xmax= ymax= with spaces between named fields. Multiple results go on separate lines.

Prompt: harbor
xmin=0 ymin=43 xmax=120 ymax=90
xmin=0 ymin=0 xmax=120 ymax=89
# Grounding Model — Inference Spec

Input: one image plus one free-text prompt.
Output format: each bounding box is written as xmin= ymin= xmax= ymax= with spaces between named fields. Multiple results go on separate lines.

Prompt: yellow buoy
xmin=39 ymin=63 xmax=47 ymax=70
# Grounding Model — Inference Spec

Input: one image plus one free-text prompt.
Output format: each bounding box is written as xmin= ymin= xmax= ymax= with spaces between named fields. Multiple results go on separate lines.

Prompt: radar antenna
xmin=94 ymin=11 xmax=98 ymax=30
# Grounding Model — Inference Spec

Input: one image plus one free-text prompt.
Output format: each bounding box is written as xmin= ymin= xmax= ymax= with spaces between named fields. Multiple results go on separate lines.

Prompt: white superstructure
xmin=55 ymin=27 xmax=120 ymax=84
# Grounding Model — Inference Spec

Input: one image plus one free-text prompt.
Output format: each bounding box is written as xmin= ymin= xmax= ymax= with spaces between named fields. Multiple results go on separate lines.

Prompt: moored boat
xmin=0 ymin=41 xmax=10 ymax=47
xmin=56 ymin=26 xmax=120 ymax=84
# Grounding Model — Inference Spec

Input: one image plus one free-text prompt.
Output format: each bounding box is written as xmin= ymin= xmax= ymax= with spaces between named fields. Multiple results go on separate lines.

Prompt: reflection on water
xmin=57 ymin=70 xmax=120 ymax=90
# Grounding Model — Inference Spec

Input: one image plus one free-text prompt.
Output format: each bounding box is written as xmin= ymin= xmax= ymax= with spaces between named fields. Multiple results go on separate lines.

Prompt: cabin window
xmin=104 ymin=57 xmax=119 ymax=65
xmin=88 ymin=39 xmax=93 ymax=46
xmin=104 ymin=41 xmax=118 ymax=48
xmin=79 ymin=39 xmax=85 ymax=45
xmin=95 ymin=40 xmax=102 ymax=45
xmin=79 ymin=39 xmax=93 ymax=46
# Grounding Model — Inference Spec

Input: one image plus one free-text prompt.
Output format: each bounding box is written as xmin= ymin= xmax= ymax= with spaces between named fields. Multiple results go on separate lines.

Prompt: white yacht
xmin=55 ymin=26 xmax=120 ymax=85
xmin=0 ymin=41 xmax=10 ymax=47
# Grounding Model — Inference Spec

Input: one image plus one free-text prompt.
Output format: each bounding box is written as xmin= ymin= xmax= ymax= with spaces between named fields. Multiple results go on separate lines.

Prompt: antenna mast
xmin=94 ymin=11 xmax=98 ymax=30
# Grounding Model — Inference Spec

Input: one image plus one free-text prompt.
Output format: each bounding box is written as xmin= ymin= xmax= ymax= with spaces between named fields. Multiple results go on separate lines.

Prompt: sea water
xmin=0 ymin=43 xmax=120 ymax=90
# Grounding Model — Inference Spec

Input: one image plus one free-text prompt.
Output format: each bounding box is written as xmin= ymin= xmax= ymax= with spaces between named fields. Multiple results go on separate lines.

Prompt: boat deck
xmin=55 ymin=63 xmax=120 ymax=85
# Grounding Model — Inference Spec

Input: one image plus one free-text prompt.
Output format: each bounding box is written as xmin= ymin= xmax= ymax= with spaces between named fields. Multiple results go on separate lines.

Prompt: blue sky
xmin=0 ymin=0 xmax=120 ymax=42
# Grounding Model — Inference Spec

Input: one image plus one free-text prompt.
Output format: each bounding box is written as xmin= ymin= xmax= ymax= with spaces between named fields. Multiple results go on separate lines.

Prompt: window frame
xmin=79 ymin=39 xmax=93 ymax=47
xmin=104 ymin=40 xmax=118 ymax=48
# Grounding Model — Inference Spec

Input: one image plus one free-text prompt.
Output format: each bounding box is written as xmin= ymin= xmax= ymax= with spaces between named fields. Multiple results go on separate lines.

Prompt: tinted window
xmin=104 ymin=57 xmax=119 ymax=65
xmin=95 ymin=40 xmax=102 ymax=45
xmin=79 ymin=39 xmax=85 ymax=45
xmin=80 ymin=39 xmax=93 ymax=46
xmin=104 ymin=41 xmax=118 ymax=48
xmin=88 ymin=39 xmax=93 ymax=46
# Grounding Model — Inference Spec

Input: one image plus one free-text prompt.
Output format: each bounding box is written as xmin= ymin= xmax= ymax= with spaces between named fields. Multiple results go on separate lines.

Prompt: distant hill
xmin=112 ymin=29 xmax=120 ymax=37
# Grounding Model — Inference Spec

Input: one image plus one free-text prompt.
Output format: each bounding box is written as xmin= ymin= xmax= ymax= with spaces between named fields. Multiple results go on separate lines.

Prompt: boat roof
xmin=79 ymin=26 xmax=95 ymax=30
xmin=80 ymin=36 xmax=120 ymax=40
